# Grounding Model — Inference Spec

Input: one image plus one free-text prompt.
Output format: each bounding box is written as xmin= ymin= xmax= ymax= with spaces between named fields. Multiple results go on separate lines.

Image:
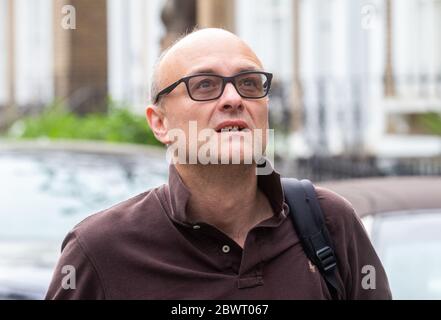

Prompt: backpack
xmin=281 ymin=178 xmax=343 ymax=300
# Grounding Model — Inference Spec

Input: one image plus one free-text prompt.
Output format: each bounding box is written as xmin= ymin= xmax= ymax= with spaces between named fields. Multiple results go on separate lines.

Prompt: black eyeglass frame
xmin=154 ymin=71 xmax=273 ymax=104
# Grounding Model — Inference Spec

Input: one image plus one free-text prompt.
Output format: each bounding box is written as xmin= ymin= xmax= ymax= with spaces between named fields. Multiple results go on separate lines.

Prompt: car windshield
xmin=0 ymin=150 xmax=168 ymax=242
xmin=0 ymin=148 xmax=169 ymax=299
xmin=372 ymin=209 xmax=441 ymax=300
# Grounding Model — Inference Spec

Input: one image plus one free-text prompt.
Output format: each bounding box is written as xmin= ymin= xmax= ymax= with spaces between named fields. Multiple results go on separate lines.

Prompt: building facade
xmin=1 ymin=0 xmax=440 ymax=157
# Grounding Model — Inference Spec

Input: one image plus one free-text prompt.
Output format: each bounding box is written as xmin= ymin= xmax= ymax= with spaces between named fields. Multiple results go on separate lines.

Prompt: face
xmin=147 ymin=29 xmax=270 ymax=165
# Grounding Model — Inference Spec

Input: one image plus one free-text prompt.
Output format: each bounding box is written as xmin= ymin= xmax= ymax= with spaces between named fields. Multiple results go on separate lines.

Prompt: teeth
xmin=220 ymin=126 xmax=241 ymax=132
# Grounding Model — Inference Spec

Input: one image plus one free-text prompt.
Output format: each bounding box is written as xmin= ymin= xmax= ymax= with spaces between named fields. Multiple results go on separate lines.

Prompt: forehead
xmin=159 ymin=31 xmax=264 ymax=84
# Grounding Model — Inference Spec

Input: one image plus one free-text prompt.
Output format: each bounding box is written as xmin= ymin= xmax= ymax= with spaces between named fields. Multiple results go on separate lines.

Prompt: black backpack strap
xmin=281 ymin=178 xmax=343 ymax=300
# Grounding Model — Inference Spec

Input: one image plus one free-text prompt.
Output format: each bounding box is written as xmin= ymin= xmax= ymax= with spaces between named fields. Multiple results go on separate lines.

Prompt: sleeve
xmin=45 ymin=231 xmax=106 ymax=300
xmin=317 ymin=187 xmax=393 ymax=300
xmin=343 ymin=211 xmax=393 ymax=300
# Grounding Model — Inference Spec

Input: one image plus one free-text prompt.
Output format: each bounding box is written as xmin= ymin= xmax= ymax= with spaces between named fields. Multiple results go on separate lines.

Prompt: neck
xmin=175 ymin=163 xmax=274 ymax=247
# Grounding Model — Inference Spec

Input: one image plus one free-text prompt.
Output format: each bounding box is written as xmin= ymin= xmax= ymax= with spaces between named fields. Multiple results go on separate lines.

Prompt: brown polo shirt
xmin=45 ymin=164 xmax=392 ymax=299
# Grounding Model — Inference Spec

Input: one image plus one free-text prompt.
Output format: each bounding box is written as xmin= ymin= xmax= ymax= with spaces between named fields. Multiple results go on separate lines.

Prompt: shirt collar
xmin=166 ymin=161 xmax=286 ymax=226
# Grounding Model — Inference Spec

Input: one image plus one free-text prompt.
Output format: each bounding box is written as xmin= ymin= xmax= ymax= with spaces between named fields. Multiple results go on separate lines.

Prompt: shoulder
xmin=50 ymin=185 xmax=170 ymax=299
xmin=61 ymin=185 xmax=167 ymax=252
xmin=314 ymin=186 xmax=393 ymax=299
xmin=314 ymin=186 xmax=361 ymax=239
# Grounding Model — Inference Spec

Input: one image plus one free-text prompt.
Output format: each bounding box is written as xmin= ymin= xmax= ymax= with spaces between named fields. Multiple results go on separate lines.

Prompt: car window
xmin=0 ymin=151 xmax=168 ymax=241
xmin=371 ymin=210 xmax=441 ymax=300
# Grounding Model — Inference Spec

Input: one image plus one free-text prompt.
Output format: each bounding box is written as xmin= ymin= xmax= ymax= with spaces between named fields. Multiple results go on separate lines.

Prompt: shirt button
xmin=222 ymin=245 xmax=231 ymax=253
xmin=193 ymin=225 xmax=201 ymax=230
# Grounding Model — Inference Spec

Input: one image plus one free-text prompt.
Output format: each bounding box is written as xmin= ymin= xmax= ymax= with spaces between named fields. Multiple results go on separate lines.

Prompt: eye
xmin=196 ymin=79 xmax=216 ymax=89
xmin=241 ymin=78 xmax=258 ymax=87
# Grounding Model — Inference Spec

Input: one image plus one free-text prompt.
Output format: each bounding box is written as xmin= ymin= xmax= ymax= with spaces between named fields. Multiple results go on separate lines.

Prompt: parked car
xmin=319 ymin=176 xmax=441 ymax=300
xmin=2 ymin=140 xmax=439 ymax=300
xmin=0 ymin=140 xmax=168 ymax=299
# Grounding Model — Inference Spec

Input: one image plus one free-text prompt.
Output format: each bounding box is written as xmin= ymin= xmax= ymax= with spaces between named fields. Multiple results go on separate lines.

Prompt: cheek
xmin=253 ymin=104 xmax=269 ymax=129
xmin=164 ymin=106 xmax=211 ymax=142
xmin=181 ymin=107 xmax=212 ymax=132
xmin=166 ymin=98 xmax=211 ymax=125
xmin=164 ymin=105 xmax=189 ymax=130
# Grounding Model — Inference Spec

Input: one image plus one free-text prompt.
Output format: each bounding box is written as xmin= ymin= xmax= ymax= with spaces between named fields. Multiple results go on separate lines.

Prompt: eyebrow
xmin=187 ymin=66 xmax=261 ymax=76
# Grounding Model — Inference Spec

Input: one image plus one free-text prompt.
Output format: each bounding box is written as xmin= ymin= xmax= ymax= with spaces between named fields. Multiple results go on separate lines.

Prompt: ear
xmin=146 ymin=105 xmax=171 ymax=145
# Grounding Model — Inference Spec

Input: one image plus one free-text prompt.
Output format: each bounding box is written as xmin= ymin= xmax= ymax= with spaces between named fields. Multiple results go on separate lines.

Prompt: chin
xmin=217 ymin=142 xmax=257 ymax=165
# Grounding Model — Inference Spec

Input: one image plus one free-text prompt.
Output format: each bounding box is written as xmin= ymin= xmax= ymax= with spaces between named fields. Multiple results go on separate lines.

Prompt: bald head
xmin=150 ymin=28 xmax=263 ymax=105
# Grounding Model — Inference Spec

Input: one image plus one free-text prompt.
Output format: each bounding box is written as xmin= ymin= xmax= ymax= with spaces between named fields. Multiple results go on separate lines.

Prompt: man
xmin=46 ymin=28 xmax=392 ymax=299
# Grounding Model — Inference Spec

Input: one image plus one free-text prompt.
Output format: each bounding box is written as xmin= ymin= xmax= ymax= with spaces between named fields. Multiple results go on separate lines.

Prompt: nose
xmin=217 ymin=83 xmax=243 ymax=112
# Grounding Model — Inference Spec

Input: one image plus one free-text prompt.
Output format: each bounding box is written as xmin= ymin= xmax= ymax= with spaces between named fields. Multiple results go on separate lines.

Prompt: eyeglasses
xmin=154 ymin=71 xmax=273 ymax=103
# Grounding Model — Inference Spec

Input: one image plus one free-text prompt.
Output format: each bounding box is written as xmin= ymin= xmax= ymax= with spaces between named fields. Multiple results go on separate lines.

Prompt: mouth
xmin=214 ymin=121 xmax=250 ymax=133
